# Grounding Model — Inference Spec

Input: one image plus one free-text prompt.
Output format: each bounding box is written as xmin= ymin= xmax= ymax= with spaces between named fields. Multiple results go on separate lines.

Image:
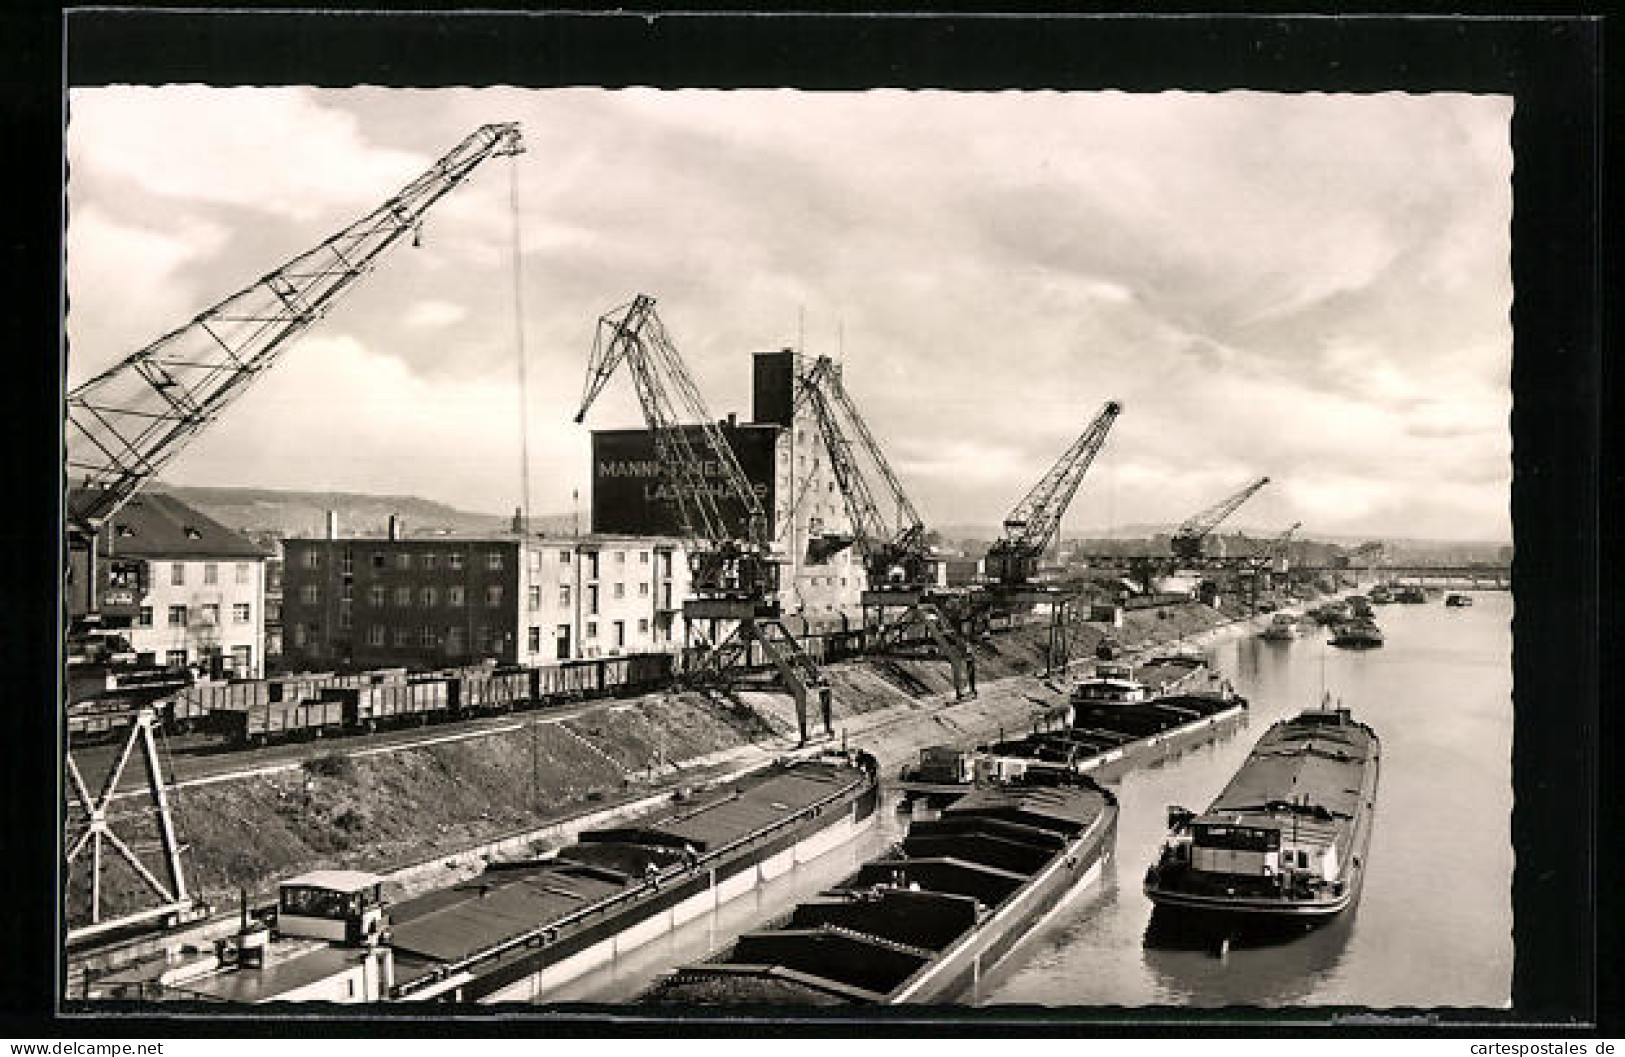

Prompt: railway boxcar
xmin=458 ymin=668 xmax=535 ymax=714
xmin=225 ymin=698 xmax=348 ymax=745
xmin=325 ymin=679 xmax=451 ymax=731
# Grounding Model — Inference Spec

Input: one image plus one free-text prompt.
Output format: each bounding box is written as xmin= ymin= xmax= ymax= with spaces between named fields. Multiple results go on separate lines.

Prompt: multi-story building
xmin=278 ymin=517 xmax=691 ymax=672
xmin=589 ymin=348 xmax=868 ymax=635
xmin=84 ymin=492 xmax=270 ymax=678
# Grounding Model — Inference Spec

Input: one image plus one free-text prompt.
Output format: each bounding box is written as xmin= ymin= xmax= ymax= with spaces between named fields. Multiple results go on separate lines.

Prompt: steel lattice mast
xmin=65 ymin=122 xmax=526 ymax=540
xmin=1170 ymin=475 xmax=1270 ymax=561
xmin=985 ymin=400 xmax=1123 ymax=585
xmin=575 ymin=294 xmax=775 ymax=598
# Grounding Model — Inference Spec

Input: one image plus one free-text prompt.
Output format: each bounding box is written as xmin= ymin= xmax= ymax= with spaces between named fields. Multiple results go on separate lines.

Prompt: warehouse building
xmin=76 ymin=491 xmax=271 ymax=678
xmin=590 ymin=348 xmax=867 ymax=634
xmin=278 ymin=516 xmax=691 ymax=672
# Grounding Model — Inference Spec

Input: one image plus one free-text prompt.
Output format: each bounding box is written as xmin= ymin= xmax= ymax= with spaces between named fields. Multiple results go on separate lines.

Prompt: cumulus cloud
xmin=65 ymin=87 xmax=1513 ymax=540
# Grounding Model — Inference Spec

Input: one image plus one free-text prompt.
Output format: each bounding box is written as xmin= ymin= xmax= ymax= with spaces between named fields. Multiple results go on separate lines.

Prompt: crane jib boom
xmin=574 ymin=295 xmax=774 ymax=598
xmin=65 ymin=122 xmax=525 ymax=539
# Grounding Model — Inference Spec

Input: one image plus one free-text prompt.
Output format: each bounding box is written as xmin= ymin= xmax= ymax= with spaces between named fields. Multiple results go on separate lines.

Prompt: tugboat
xmin=1144 ymin=698 xmax=1380 ymax=921
xmin=1329 ymin=620 xmax=1384 ymax=649
xmin=1445 ymin=593 xmax=1474 ymax=608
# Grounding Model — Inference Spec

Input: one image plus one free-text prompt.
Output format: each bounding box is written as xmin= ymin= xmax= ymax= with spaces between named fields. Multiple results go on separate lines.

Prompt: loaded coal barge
xmin=1143 ymin=701 xmax=1380 ymax=921
xmin=644 ymin=771 xmax=1116 ymax=1005
xmin=384 ymin=751 xmax=880 ymax=1003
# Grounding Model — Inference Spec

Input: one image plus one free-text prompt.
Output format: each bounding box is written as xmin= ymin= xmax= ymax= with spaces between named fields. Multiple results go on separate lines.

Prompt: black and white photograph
xmin=41 ymin=10 xmax=1604 ymax=1034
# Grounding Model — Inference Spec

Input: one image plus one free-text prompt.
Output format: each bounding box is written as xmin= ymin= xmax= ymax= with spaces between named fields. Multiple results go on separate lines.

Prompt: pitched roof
xmin=84 ymin=491 xmax=272 ymax=560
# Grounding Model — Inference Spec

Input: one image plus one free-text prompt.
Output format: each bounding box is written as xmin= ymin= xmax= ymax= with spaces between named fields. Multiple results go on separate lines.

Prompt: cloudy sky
xmin=65 ymin=87 xmax=1513 ymax=541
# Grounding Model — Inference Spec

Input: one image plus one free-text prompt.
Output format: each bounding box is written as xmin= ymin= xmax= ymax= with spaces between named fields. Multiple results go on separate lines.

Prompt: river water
xmin=556 ymin=591 xmax=1513 ymax=1010
xmin=979 ymin=590 xmax=1514 ymax=1009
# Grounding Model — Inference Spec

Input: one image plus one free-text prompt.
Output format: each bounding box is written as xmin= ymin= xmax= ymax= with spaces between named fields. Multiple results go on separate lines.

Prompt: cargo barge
xmin=644 ymin=771 xmax=1116 ymax=1005
xmin=384 ymin=751 xmax=881 ymax=1002
xmin=1329 ymin=620 xmax=1384 ymax=649
xmin=1143 ymin=702 xmax=1380 ymax=920
xmin=896 ymin=657 xmax=1246 ymax=807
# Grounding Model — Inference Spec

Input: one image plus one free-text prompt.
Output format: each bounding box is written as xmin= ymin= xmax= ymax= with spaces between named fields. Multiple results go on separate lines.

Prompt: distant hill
xmin=153 ymin=485 xmax=578 ymax=539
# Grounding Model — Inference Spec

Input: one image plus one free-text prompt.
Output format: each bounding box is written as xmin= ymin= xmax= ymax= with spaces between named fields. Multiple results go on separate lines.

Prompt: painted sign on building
xmin=592 ymin=425 xmax=779 ymax=538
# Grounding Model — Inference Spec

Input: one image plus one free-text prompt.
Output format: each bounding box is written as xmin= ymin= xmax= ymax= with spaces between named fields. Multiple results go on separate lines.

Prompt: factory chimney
xmin=387 ymin=514 xmax=402 ymax=541
xmin=511 ymin=507 xmax=525 ymax=535
xmin=324 ymin=510 xmax=338 ymax=540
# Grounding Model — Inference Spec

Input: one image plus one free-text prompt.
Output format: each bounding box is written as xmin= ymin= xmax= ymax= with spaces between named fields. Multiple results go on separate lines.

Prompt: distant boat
xmin=1144 ymin=701 xmax=1381 ymax=921
xmin=1260 ymin=614 xmax=1301 ymax=641
xmin=1330 ymin=620 xmax=1384 ymax=649
xmin=1445 ymin=593 xmax=1474 ymax=608
xmin=1394 ymin=585 xmax=1427 ymax=604
xmin=1368 ymin=585 xmax=1395 ymax=604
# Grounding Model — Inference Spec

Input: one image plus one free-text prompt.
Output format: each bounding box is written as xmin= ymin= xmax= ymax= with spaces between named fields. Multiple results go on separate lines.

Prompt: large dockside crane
xmin=1246 ymin=520 xmax=1301 ymax=608
xmin=574 ymin=295 xmax=832 ymax=745
xmin=61 ymin=123 xmax=526 ymax=942
xmin=1169 ymin=476 xmax=1271 ymax=563
xmin=980 ymin=400 xmax=1123 ymax=672
xmin=797 ymin=356 xmax=974 ymax=698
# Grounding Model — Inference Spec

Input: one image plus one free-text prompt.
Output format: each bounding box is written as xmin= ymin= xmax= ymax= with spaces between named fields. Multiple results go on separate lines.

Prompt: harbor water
xmin=979 ymin=590 xmax=1514 ymax=1009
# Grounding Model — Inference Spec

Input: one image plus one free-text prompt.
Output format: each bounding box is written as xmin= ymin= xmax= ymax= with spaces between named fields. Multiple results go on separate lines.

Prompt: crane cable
xmin=509 ymin=152 xmax=532 ymax=535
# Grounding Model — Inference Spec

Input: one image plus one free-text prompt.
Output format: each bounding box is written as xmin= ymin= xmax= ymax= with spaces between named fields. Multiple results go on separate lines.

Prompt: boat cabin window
xmin=281 ymin=883 xmax=379 ymax=921
xmin=1193 ymin=824 xmax=1280 ymax=852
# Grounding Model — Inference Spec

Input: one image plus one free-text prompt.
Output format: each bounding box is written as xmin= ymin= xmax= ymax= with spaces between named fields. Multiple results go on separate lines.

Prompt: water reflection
xmin=1140 ymin=906 xmax=1356 ymax=1007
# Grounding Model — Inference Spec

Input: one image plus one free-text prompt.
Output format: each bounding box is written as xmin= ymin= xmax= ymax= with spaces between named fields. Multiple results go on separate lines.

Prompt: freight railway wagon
xmin=210 ymin=653 xmax=676 ymax=746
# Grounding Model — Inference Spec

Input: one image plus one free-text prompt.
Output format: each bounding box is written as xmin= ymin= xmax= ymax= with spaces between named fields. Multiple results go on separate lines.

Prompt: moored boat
xmin=1445 ymin=593 xmax=1473 ymax=608
xmin=644 ymin=770 xmax=1118 ymax=1005
xmin=1329 ymin=620 xmax=1384 ymax=649
xmin=1143 ymin=701 xmax=1380 ymax=921
xmin=1259 ymin=614 xmax=1301 ymax=641
xmin=1394 ymin=585 xmax=1426 ymax=604
xmin=1367 ymin=585 xmax=1394 ymax=604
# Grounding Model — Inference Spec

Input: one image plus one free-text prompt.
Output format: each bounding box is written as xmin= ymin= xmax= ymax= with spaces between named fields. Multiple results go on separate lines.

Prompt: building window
xmin=135 ymin=606 xmax=153 ymax=628
xmin=639 ymin=551 xmax=650 ymax=565
xmin=555 ymin=625 xmax=571 ymax=660
xmin=558 ymin=550 xmax=571 ymax=564
xmin=419 ymin=627 xmax=438 ymax=647
xmin=448 ymin=585 xmax=465 ymax=607
xmin=369 ymin=585 xmax=386 ymax=607
xmin=639 ymin=581 xmax=650 ymax=597
xmin=486 ymin=585 xmax=504 ymax=607
xmin=662 ymin=583 xmax=673 ymax=609
xmin=292 ymin=624 xmax=307 ymax=648
xmin=528 ymin=585 xmax=541 ymax=611
xmin=396 ymin=553 xmax=412 ymax=571
xmin=367 ymin=625 xmax=385 ymax=646
xmin=446 ymin=626 xmax=465 ymax=652
xmin=166 ymin=648 xmax=188 ymax=668
xmin=638 ymin=617 xmax=649 ymax=634
xmin=421 ymin=586 xmax=437 ymax=607
xmin=527 ymin=626 xmax=541 ymax=652
xmin=232 ymin=603 xmax=251 ymax=624
xmin=558 ymin=584 xmax=571 ymax=607
xmin=586 ymin=621 xmax=598 ymax=639
xmin=422 ymin=553 xmax=437 ymax=571
xmin=341 ymin=581 xmax=353 ymax=602
xmin=372 ymin=553 xmax=386 ymax=571
xmin=394 ymin=586 xmax=411 ymax=606
xmin=300 ymin=585 xmax=320 ymax=605
xmin=236 ymin=562 xmax=251 ymax=585
xmin=303 ymin=551 xmax=320 ymax=570
xmin=615 ymin=551 xmax=626 ymax=566
xmin=166 ymin=604 xmax=188 ymax=627
xmin=614 ymin=582 xmax=625 ymax=600
xmin=171 ymin=562 xmax=186 ymax=586
xmin=660 ymin=552 xmax=672 ymax=577
xmin=486 ymin=552 xmax=504 ymax=571
xmin=230 ymin=645 xmax=252 ymax=675
xmin=587 ymin=584 xmax=599 ymax=615
xmin=613 ymin=620 xmax=625 ymax=647
xmin=341 ymin=550 xmax=353 ymax=575
xmin=338 ymin=605 xmax=352 ymax=630
xmin=585 ymin=553 xmax=599 ymax=579
xmin=394 ymin=628 xmax=412 ymax=647
xmin=448 ymin=553 xmax=464 ymax=571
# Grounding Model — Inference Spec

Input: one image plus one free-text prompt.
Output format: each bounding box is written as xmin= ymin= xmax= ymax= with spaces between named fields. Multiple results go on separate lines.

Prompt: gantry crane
xmin=574 ymin=295 xmax=831 ymax=744
xmin=1169 ymin=476 xmax=1270 ymax=562
xmin=796 ymin=355 xmax=973 ymax=697
xmin=979 ymin=400 xmax=1122 ymax=673
xmin=61 ymin=123 xmax=526 ymax=943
